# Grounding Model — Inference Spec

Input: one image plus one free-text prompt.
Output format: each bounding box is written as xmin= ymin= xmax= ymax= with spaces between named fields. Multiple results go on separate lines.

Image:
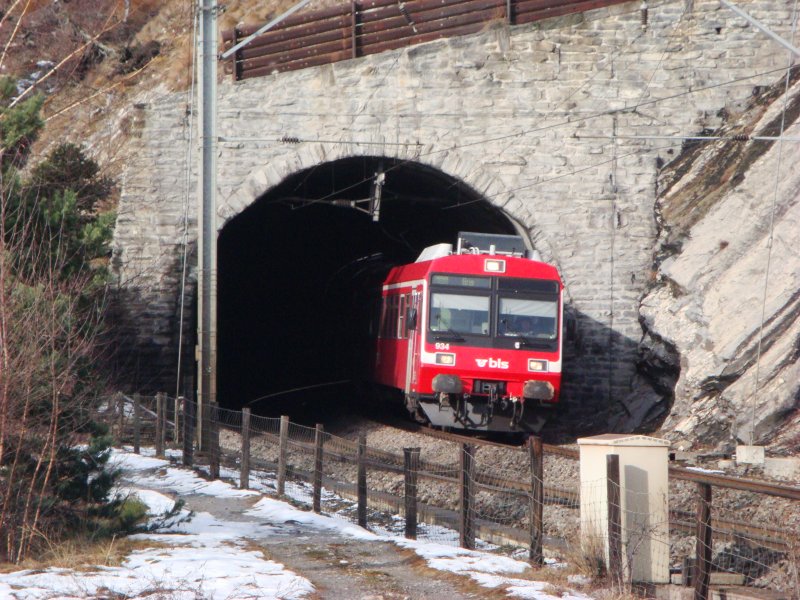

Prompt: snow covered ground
xmin=0 ymin=448 xmax=592 ymax=599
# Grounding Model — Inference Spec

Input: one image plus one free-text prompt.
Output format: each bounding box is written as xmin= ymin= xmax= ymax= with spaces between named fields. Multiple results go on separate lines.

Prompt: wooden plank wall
xmin=221 ymin=0 xmax=633 ymax=80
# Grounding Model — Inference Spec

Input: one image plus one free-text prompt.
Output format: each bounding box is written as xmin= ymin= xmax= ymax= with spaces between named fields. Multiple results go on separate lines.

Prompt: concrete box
xmin=578 ymin=434 xmax=671 ymax=584
xmin=736 ymin=445 xmax=765 ymax=466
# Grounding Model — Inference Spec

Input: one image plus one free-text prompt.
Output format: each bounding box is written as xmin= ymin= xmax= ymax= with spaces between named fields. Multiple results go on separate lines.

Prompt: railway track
xmin=364 ymin=415 xmax=580 ymax=459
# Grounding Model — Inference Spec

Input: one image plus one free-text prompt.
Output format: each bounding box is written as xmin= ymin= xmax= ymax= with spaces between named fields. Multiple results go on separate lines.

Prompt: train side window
xmin=389 ymin=296 xmax=399 ymax=339
xmin=378 ymin=297 xmax=386 ymax=338
xmin=406 ymin=307 xmax=418 ymax=332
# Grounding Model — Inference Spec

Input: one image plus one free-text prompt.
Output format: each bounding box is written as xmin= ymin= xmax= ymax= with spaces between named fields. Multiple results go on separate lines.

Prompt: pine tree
xmin=0 ymin=76 xmax=121 ymax=563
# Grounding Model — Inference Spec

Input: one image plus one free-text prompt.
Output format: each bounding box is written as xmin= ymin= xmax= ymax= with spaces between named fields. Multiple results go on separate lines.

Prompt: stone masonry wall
xmin=113 ymin=0 xmax=798 ymax=429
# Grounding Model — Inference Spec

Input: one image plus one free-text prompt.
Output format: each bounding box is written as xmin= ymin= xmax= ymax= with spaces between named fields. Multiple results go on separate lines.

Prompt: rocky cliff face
xmin=641 ymin=74 xmax=800 ymax=452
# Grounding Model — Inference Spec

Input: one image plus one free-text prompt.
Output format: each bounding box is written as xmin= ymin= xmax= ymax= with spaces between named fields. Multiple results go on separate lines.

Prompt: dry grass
xmin=0 ymin=536 xmax=166 ymax=574
xmin=398 ymin=548 xmax=539 ymax=599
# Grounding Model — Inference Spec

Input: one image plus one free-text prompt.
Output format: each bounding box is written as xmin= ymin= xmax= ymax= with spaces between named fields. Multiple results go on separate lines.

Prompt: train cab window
xmin=430 ymin=293 xmax=490 ymax=336
xmin=497 ymin=297 xmax=558 ymax=339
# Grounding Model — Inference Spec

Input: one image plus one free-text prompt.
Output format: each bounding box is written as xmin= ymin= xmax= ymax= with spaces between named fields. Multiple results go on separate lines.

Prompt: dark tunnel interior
xmin=217 ymin=156 xmax=519 ymax=420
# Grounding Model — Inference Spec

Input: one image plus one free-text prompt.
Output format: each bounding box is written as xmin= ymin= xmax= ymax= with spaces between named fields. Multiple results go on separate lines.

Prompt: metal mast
xmin=197 ymin=0 xmax=218 ymax=448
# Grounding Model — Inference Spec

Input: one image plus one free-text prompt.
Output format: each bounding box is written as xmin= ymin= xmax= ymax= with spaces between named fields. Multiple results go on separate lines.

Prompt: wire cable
xmin=175 ymin=4 xmax=199 ymax=401
xmin=748 ymin=0 xmax=799 ymax=446
xmin=219 ymin=59 xmax=800 ymax=213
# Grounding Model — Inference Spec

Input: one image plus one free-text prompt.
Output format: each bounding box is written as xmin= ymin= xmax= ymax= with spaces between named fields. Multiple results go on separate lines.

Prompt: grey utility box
xmin=577 ymin=434 xmax=671 ymax=584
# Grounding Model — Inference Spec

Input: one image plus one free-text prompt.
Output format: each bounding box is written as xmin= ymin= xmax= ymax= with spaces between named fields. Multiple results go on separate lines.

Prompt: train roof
xmin=383 ymin=251 xmax=562 ymax=287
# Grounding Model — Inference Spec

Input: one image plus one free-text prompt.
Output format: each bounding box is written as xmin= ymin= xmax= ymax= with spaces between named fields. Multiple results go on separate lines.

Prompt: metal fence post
xmin=404 ymin=447 xmax=420 ymax=540
xmin=694 ymin=483 xmax=713 ymax=600
xmin=607 ymin=454 xmax=623 ymax=585
xmin=529 ymin=436 xmax=544 ymax=565
xmin=182 ymin=397 xmax=195 ymax=467
xmin=132 ymin=393 xmax=141 ymax=454
xmin=313 ymin=424 xmax=324 ymax=513
xmin=459 ymin=443 xmax=475 ymax=550
xmin=357 ymin=432 xmax=367 ymax=528
xmin=277 ymin=415 xmax=289 ymax=496
xmin=240 ymin=408 xmax=251 ymax=489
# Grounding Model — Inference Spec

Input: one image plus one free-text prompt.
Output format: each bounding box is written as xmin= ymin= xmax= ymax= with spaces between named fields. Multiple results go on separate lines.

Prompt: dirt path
xmin=166 ymin=492 xmax=488 ymax=600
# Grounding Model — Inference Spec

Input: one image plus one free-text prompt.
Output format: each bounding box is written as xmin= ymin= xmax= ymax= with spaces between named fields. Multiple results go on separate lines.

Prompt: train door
xmin=404 ymin=288 xmax=422 ymax=394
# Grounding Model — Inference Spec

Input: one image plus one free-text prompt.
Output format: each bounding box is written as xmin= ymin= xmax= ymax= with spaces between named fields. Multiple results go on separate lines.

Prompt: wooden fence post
xmin=240 ymin=408 xmax=251 ymax=490
xmin=182 ymin=397 xmax=195 ymax=467
xmin=155 ymin=393 xmax=165 ymax=458
xmin=132 ymin=393 xmax=141 ymax=454
xmin=404 ymin=447 xmax=420 ymax=540
xmin=682 ymin=557 xmax=694 ymax=587
xmin=607 ymin=454 xmax=623 ymax=585
xmin=357 ymin=432 xmax=367 ymax=528
xmin=209 ymin=404 xmax=220 ymax=479
xmin=174 ymin=396 xmax=184 ymax=447
xmin=313 ymin=424 xmax=324 ymax=513
xmin=694 ymin=483 xmax=713 ymax=600
xmin=459 ymin=443 xmax=475 ymax=550
xmin=277 ymin=415 xmax=289 ymax=496
xmin=115 ymin=392 xmax=125 ymax=440
xmin=528 ymin=436 xmax=544 ymax=565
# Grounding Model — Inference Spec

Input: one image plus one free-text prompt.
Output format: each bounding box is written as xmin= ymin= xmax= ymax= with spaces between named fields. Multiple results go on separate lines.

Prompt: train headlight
xmin=528 ymin=359 xmax=548 ymax=372
xmin=484 ymin=259 xmax=506 ymax=273
xmin=435 ymin=353 xmax=456 ymax=365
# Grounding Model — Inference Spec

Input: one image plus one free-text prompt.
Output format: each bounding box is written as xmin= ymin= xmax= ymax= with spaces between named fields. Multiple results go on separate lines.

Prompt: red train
xmin=373 ymin=233 xmax=564 ymax=432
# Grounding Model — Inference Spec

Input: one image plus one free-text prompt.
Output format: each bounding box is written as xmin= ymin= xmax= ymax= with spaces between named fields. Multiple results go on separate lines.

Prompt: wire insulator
xmin=280 ymin=136 xmax=301 ymax=144
xmin=732 ymin=134 xmax=750 ymax=142
xmin=398 ymin=2 xmax=418 ymax=33
xmin=641 ymin=1 xmax=648 ymax=30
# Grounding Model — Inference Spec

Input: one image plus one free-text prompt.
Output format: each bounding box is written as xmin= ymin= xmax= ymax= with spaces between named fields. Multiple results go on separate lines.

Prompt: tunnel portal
xmin=217 ymin=156 xmax=520 ymax=419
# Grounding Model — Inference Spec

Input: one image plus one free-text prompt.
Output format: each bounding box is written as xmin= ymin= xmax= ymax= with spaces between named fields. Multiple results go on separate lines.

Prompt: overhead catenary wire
xmin=175 ymin=4 xmax=200 ymax=401
xmin=216 ymin=59 xmax=800 ymax=200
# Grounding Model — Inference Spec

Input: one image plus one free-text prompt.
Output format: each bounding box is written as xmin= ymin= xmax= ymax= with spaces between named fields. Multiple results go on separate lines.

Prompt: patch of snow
xmin=685 ymin=466 xmax=725 ymax=474
xmin=0 ymin=447 xmax=591 ymax=600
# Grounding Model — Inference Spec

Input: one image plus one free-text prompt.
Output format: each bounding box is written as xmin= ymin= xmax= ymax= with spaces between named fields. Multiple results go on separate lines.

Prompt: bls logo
xmin=475 ymin=358 xmax=509 ymax=369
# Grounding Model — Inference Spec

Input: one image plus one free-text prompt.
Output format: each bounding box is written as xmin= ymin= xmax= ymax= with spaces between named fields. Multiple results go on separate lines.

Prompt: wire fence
xmin=99 ymin=393 xmax=800 ymax=599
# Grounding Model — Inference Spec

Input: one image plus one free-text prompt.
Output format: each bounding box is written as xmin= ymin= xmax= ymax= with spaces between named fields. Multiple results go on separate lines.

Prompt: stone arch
xmin=218 ymin=141 xmax=538 ymax=243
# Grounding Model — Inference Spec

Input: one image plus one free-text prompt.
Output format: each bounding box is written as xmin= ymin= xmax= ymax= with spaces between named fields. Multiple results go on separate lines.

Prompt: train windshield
xmin=497 ymin=297 xmax=558 ymax=339
xmin=430 ymin=293 xmax=490 ymax=335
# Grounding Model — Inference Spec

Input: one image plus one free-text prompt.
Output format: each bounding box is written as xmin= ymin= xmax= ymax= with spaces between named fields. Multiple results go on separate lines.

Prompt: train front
xmin=414 ymin=254 xmax=563 ymax=432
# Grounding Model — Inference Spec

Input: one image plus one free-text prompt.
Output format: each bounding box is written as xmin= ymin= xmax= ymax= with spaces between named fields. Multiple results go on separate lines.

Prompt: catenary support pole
xmin=721 ymin=0 xmax=800 ymax=57
xmin=197 ymin=0 xmax=218 ymax=451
